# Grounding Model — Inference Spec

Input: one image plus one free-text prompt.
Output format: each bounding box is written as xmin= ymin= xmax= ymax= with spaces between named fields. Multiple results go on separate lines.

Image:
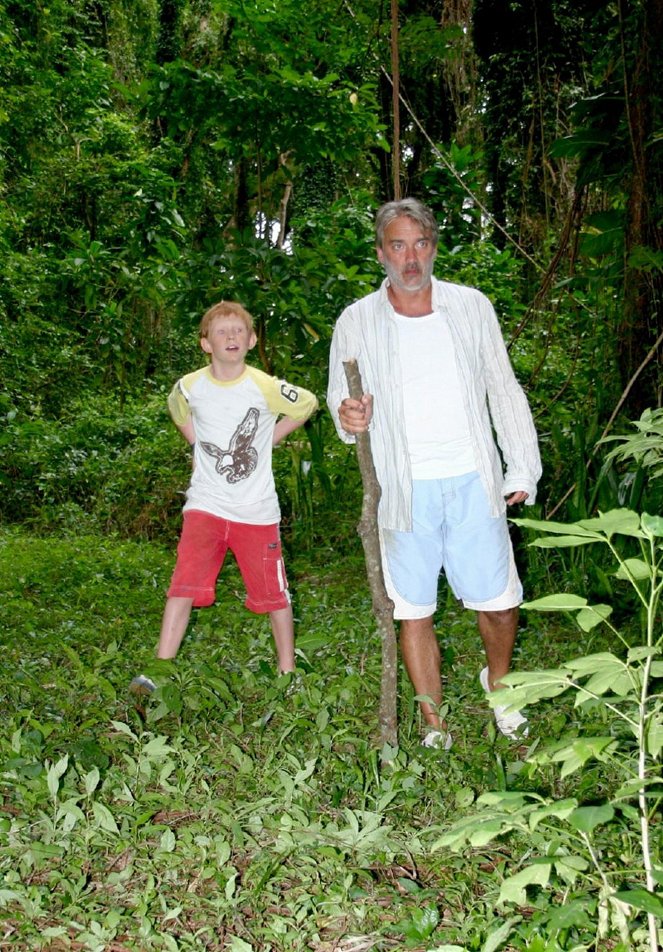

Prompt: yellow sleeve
xmin=167 ymin=379 xmax=192 ymax=428
xmin=248 ymin=367 xmax=319 ymax=421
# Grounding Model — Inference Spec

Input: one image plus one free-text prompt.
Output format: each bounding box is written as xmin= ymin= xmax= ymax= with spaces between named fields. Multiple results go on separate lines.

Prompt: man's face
xmin=377 ymin=216 xmax=437 ymax=293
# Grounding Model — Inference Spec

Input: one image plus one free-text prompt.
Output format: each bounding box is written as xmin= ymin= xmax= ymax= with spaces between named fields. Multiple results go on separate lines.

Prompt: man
xmin=327 ymin=198 xmax=541 ymax=749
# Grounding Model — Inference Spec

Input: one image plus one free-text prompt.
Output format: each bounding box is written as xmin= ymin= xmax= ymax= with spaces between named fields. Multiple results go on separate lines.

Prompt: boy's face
xmin=201 ymin=314 xmax=257 ymax=369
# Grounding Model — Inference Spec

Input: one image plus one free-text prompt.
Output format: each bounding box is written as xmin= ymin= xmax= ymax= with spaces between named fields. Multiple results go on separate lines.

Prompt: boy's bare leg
xmin=400 ymin=616 xmax=444 ymax=729
xmin=157 ymin=596 xmax=195 ymax=659
xmin=269 ymin=604 xmax=296 ymax=674
xmin=477 ymin=607 xmax=519 ymax=688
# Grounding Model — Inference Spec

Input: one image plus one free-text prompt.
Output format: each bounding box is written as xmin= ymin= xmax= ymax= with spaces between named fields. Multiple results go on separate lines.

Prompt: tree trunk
xmin=343 ymin=360 xmax=398 ymax=756
xmin=619 ymin=0 xmax=663 ymax=412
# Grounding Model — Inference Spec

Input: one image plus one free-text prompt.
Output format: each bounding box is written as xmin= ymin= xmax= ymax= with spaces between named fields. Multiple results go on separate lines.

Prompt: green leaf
xmin=521 ymin=594 xmax=587 ymax=611
xmin=110 ymin=721 xmax=138 ymax=739
xmin=227 ymin=937 xmax=254 ymax=952
xmin=483 ymin=916 xmax=522 ymax=952
xmin=647 ymin=712 xmax=663 ymax=758
xmin=554 ymin=853 xmax=590 ymax=886
xmin=546 ymin=899 xmax=594 ymax=930
xmin=615 ymin=558 xmax=651 ymax=581
xmin=159 ymin=829 xmax=176 ymax=852
xmin=47 ymin=755 xmax=69 ymax=799
xmin=568 ymin=802 xmax=614 ymax=832
xmin=613 ymin=888 xmax=663 ymax=917
xmin=469 ymin=819 xmax=515 ymax=847
xmin=426 ymin=946 xmax=465 ymax=952
xmin=565 ymin=653 xmax=631 ymax=696
xmin=402 ymin=905 xmax=439 ymax=940
xmin=642 ymin=513 xmax=663 ymax=537
xmin=628 ymin=646 xmax=660 ymax=662
xmin=576 ymin=604 xmax=612 ymax=631
xmin=577 ymin=509 xmax=643 ymax=538
xmin=565 ymin=652 xmax=622 ymax=675
xmin=528 ymin=798 xmax=578 ymax=831
xmin=499 ymin=862 xmax=552 ymax=905
xmin=530 ymin=535 xmax=599 ymax=548
xmin=84 ymin=767 xmax=100 ymax=797
xmin=511 ymin=517 xmax=598 ymax=536
xmin=551 ymin=737 xmax=617 ymax=777
xmin=92 ymin=802 xmax=120 ymax=835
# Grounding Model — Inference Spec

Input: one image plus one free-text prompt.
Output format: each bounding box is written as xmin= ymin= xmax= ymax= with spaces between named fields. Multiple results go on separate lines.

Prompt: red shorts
xmin=167 ymin=509 xmax=290 ymax=613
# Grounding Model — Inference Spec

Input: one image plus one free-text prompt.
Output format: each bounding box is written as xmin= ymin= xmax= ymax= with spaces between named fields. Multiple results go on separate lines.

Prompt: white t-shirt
xmin=394 ymin=311 xmax=476 ymax=478
xmin=168 ymin=365 xmax=317 ymax=524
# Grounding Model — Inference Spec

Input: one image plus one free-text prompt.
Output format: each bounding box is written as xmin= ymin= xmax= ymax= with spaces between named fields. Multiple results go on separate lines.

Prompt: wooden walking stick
xmin=343 ymin=359 xmax=398 ymax=755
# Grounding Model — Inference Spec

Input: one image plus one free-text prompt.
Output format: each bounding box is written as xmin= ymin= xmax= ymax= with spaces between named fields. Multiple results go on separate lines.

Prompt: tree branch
xmin=343 ymin=359 xmax=398 ymax=754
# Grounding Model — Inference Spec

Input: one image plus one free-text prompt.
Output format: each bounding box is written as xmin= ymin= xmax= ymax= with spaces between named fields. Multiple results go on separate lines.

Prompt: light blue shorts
xmin=381 ymin=473 xmax=521 ymax=620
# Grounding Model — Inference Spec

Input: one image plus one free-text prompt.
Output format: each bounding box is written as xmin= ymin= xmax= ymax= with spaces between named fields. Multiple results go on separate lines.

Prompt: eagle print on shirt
xmin=200 ymin=408 xmax=259 ymax=483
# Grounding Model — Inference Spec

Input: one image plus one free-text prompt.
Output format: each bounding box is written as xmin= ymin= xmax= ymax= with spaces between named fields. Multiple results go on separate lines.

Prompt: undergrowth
xmin=0 ymin=528 xmax=653 ymax=951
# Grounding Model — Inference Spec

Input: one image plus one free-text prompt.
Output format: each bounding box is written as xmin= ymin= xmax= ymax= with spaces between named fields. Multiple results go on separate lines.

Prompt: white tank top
xmin=394 ymin=311 xmax=476 ymax=478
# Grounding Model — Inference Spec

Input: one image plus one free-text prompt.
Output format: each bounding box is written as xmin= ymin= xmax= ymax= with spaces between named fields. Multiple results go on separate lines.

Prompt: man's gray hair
xmin=375 ymin=198 xmax=439 ymax=249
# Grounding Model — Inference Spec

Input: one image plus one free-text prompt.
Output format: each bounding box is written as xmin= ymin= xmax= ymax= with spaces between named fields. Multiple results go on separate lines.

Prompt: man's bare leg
xmin=269 ymin=604 xmax=296 ymax=674
xmin=400 ymin=616 xmax=444 ymax=729
xmin=157 ymin=596 xmax=194 ymax=659
xmin=477 ymin=607 xmax=519 ymax=688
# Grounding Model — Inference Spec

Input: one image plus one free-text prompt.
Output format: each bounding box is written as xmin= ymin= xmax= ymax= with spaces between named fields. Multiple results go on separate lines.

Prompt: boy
xmin=131 ymin=301 xmax=318 ymax=694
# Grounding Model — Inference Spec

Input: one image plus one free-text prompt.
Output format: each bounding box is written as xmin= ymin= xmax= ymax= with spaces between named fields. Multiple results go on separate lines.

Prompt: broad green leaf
xmin=551 ymin=737 xmax=616 ymax=777
xmin=110 ymin=721 xmax=137 ymax=739
xmin=159 ymin=829 xmax=176 ymax=852
xmin=163 ymin=905 xmax=182 ymax=922
xmin=642 ymin=513 xmax=663 ymax=537
xmin=576 ymin=604 xmax=612 ymax=631
xmin=227 ymin=937 xmax=254 ymax=952
xmin=477 ymin=791 xmax=532 ymax=808
xmin=47 ymin=755 xmax=69 ymax=799
xmin=577 ymin=509 xmax=643 ymax=538
xmin=483 ymin=916 xmax=521 ymax=952
xmin=499 ymin=862 xmax=551 ymax=905
xmin=485 ymin=670 xmax=571 ymax=707
xmin=225 ymin=872 xmax=238 ymax=901
xmin=57 ymin=799 xmax=85 ymax=833
xmin=528 ymin=798 xmax=578 ymax=831
xmin=92 ymin=802 xmax=120 ymax=835
xmin=615 ymin=558 xmax=650 ymax=581
xmin=554 ymin=853 xmax=589 ymax=886
xmin=628 ymin=646 xmax=660 ymax=662
xmin=579 ymin=669 xmax=632 ymax=698
xmin=84 ymin=767 xmax=100 ymax=797
xmin=647 ymin=712 xmax=663 ymax=758
xmin=511 ymin=517 xmax=598 ymax=536
xmin=403 ymin=905 xmax=439 ymax=940
xmin=142 ymin=736 xmax=175 ymax=758
xmin=614 ymin=888 xmax=663 ymax=917
xmin=529 ymin=536 xmax=599 ymax=548
xmin=565 ymin=652 xmax=622 ymax=675
xmin=546 ymin=898 xmax=593 ymax=930
xmin=521 ymin=594 xmax=587 ymax=611
xmin=469 ymin=819 xmax=515 ymax=847
xmin=0 ymin=890 xmax=24 ymax=906
xmin=568 ymin=802 xmax=614 ymax=832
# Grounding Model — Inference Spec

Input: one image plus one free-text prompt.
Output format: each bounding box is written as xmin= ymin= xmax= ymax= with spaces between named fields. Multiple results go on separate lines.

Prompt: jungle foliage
xmin=0 ymin=0 xmax=661 ymax=949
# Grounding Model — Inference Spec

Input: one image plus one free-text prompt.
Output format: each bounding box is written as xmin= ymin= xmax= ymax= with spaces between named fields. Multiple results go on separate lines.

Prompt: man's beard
xmin=384 ymin=258 xmax=434 ymax=292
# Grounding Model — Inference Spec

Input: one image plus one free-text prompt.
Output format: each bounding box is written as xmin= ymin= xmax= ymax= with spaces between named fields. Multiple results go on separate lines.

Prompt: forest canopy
xmin=0 ymin=0 xmax=661 ymax=539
